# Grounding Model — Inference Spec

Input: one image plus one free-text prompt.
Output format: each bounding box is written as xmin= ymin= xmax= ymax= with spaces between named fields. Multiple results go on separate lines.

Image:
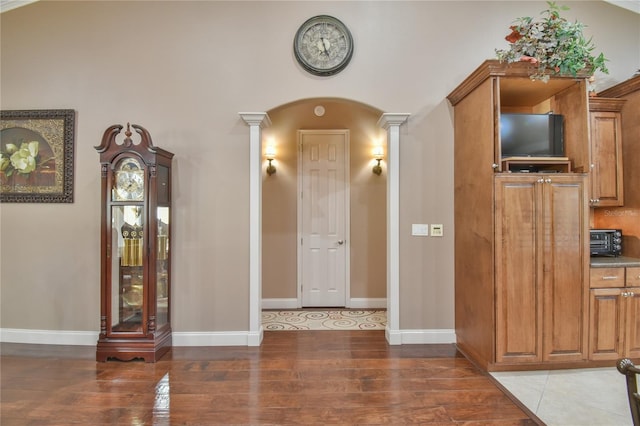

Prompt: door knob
xmin=337 ymin=240 xmax=345 ymax=245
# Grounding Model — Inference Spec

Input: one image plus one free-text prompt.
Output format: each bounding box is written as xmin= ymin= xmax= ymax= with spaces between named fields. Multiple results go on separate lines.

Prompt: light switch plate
xmin=430 ymin=224 xmax=443 ymax=237
xmin=411 ymin=224 xmax=429 ymax=236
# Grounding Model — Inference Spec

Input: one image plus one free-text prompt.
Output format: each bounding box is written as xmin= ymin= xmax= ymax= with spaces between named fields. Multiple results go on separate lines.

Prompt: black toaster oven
xmin=590 ymin=229 xmax=623 ymax=257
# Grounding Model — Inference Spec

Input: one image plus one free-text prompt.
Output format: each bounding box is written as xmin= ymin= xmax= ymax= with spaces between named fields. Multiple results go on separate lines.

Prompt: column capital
xmin=239 ymin=112 xmax=272 ymax=128
xmin=377 ymin=113 xmax=410 ymax=129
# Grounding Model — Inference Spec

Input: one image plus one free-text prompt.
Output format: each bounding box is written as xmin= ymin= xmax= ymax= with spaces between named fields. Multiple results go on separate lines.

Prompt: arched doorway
xmin=241 ymin=102 xmax=408 ymax=345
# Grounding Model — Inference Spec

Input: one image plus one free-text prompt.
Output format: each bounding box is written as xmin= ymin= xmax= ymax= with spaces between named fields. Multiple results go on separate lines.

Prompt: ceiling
xmin=1 ymin=0 xmax=639 ymax=14
xmin=605 ymin=0 xmax=640 ymax=13
xmin=1 ymin=0 xmax=37 ymax=13
xmin=604 ymin=0 xmax=640 ymax=13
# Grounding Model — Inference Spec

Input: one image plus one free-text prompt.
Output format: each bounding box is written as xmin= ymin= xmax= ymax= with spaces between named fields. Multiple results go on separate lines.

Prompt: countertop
xmin=590 ymin=255 xmax=640 ymax=268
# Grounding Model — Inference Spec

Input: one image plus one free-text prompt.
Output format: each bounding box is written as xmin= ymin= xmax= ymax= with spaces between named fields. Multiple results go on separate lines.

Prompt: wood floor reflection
xmin=1 ymin=331 xmax=540 ymax=425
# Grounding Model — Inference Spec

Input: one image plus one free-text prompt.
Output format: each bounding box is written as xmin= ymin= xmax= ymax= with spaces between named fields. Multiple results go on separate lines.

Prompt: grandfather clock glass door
xmin=112 ymin=204 xmax=145 ymax=333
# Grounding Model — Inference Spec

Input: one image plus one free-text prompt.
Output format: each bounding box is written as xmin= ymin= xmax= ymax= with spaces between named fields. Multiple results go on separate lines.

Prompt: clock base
xmin=96 ymin=327 xmax=172 ymax=363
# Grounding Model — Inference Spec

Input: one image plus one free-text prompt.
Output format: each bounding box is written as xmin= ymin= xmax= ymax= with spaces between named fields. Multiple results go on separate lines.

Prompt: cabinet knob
xmin=545 ymin=178 xmax=552 ymax=183
xmin=492 ymin=163 xmax=499 ymax=170
xmin=537 ymin=178 xmax=544 ymax=183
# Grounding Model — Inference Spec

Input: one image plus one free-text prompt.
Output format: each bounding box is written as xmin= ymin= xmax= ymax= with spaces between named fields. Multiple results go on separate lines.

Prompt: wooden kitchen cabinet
xmin=588 ymin=97 xmax=625 ymax=207
xmin=495 ymin=174 xmax=589 ymax=365
xmin=447 ymin=60 xmax=592 ymax=370
xmin=589 ymin=267 xmax=640 ymax=360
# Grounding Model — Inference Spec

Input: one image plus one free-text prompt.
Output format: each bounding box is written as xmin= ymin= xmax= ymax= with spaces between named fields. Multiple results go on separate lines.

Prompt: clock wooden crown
xmin=95 ymin=123 xmax=174 ymax=167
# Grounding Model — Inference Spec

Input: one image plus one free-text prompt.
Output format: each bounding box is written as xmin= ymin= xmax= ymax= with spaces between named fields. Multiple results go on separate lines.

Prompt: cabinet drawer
xmin=590 ymin=267 xmax=625 ymax=288
xmin=627 ymin=267 xmax=640 ymax=287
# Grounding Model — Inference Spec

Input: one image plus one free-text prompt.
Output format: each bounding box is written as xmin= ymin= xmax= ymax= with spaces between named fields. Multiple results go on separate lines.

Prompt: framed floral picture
xmin=1 ymin=109 xmax=75 ymax=203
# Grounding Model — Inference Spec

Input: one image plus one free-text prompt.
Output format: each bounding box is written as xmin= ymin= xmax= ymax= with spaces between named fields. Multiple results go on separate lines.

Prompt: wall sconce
xmin=372 ymin=146 xmax=384 ymax=175
xmin=265 ymin=145 xmax=276 ymax=176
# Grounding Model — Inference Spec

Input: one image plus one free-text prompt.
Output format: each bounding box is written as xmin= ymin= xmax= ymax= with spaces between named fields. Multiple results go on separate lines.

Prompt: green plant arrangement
xmin=495 ymin=1 xmax=608 ymax=82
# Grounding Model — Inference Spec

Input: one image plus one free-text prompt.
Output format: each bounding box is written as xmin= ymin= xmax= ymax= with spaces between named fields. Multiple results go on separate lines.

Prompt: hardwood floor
xmin=1 ymin=331 xmax=540 ymax=425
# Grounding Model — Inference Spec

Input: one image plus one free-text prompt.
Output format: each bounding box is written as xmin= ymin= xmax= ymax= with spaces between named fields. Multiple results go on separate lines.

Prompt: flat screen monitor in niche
xmin=500 ymin=113 xmax=564 ymax=158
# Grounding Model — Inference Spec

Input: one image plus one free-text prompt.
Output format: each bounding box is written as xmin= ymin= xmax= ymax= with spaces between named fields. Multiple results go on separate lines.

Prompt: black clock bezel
xmin=293 ymin=15 xmax=354 ymax=76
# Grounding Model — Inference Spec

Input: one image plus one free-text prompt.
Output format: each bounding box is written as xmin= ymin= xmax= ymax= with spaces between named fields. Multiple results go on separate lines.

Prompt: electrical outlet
xmin=411 ymin=224 xmax=429 ymax=236
xmin=430 ymin=224 xmax=443 ymax=237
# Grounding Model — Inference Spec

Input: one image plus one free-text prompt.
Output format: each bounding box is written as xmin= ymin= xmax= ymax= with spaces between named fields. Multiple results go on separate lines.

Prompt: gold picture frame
xmin=1 ymin=109 xmax=75 ymax=203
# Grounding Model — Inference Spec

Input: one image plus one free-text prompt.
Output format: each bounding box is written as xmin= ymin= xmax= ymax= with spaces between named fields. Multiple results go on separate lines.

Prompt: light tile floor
xmin=492 ymin=367 xmax=633 ymax=425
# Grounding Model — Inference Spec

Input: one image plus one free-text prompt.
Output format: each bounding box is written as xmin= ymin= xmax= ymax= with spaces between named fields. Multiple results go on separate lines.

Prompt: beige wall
xmin=1 ymin=1 xmax=638 ymax=334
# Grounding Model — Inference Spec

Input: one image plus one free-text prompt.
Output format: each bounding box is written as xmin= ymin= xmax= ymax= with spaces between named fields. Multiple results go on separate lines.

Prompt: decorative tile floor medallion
xmin=262 ymin=310 xmax=387 ymax=330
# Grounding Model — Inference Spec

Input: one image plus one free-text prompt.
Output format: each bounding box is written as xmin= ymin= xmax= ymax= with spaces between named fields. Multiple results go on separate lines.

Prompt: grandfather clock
xmin=95 ymin=123 xmax=174 ymax=362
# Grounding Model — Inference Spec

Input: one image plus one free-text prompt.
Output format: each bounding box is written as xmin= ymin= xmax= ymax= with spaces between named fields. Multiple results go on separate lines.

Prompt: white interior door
xmin=298 ymin=130 xmax=349 ymax=307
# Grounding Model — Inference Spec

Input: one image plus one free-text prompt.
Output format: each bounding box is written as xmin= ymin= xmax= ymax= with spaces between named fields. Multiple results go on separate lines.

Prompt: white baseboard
xmin=0 ymin=328 xmax=261 ymax=347
xmin=1 ymin=327 xmax=454 ymax=346
xmin=0 ymin=328 xmax=98 ymax=346
xmin=262 ymin=298 xmax=298 ymax=309
xmin=348 ymin=298 xmax=387 ymax=309
xmin=172 ymin=331 xmax=256 ymax=346
xmin=399 ymin=329 xmax=456 ymax=344
xmin=261 ymin=298 xmax=388 ymax=310
xmin=247 ymin=328 xmax=264 ymax=347
xmin=386 ymin=328 xmax=402 ymax=345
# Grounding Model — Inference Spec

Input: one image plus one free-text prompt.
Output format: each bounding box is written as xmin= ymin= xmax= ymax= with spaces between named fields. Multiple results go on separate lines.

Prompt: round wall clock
xmin=294 ymin=15 xmax=354 ymax=76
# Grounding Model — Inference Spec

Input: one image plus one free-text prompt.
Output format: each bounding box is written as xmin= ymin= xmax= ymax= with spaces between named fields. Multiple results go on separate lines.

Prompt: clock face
xmin=294 ymin=15 xmax=353 ymax=76
xmin=114 ymin=157 xmax=144 ymax=201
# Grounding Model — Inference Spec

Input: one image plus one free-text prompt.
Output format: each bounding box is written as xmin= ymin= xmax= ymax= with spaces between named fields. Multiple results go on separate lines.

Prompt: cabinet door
xmin=589 ymin=288 xmax=625 ymax=361
xmin=590 ymin=111 xmax=624 ymax=207
xmin=625 ymin=288 xmax=640 ymax=359
xmin=542 ymin=175 xmax=589 ymax=362
xmin=495 ymin=176 xmax=542 ymax=363
xmin=495 ymin=175 xmax=588 ymax=365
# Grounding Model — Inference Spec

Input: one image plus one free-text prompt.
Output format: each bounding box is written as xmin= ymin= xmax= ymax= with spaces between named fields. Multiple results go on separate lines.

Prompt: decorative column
xmin=239 ymin=112 xmax=271 ymax=346
xmin=378 ymin=113 xmax=410 ymax=345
